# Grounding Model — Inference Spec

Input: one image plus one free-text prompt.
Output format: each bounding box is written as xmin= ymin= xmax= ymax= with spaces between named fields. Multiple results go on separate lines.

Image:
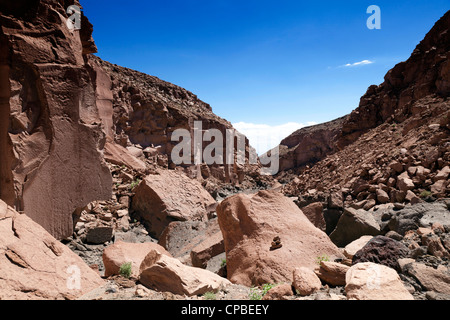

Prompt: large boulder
xmin=292 ymin=267 xmax=322 ymax=296
xmin=352 ymin=236 xmax=409 ymax=272
xmin=384 ymin=202 xmax=450 ymax=235
xmin=131 ymin=170 xmax=217 ymax=238
xmin=329 ymin=207 xmax=381 ymax=247
xmin=345 ymin=262 xmax=414 ymax=300
xmin=139 ymin=249 xmax=231 ymax=296
xmin=102 ymin=241 xmax=171 ymax=278
xmin=190 ymin=231 xmax=224 ymax=269
xmin=216 ymin=190 xmax=342 ymax=286
xmin=0 ymin=200 xmax=104 ymax=300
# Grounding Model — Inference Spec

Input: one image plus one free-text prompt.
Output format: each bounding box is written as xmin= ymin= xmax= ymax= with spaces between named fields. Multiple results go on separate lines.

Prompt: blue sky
xmin=81 ymin=1 xmax=449 ymax=153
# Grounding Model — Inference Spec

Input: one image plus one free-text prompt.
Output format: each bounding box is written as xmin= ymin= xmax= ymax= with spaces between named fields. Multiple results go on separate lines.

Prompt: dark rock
xmin=352 ymin=236 xmax=409 ymax=271
xmin=410 ymin=246 xmax=428 ymax=259
xmin=385 ymin=202 xmax=450 ymax=235
xmin=86 ymin=227 xmax=114 ymax=245
xmin=385 ymin=230 xmax=403 ymax=241
xmin=329 ymin=207 xmax=381 ymax=247
xmin=323 ymin=208 xmax=343 ymax=235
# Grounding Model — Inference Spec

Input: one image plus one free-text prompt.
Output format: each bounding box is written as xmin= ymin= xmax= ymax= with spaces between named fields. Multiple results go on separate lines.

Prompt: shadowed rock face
xmin=0 ymin=0 xmax=112 ymax=239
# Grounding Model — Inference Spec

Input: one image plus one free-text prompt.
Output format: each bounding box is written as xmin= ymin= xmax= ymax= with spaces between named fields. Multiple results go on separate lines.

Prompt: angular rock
xmin=405 ymin=262 xmax=450 ymax=294
xmin=421 ymin=232 xmax=450 ymax=258
xmin=329 ymin=207 xmax=380 ymax=247
xmin=132 ymin=170 xmax=217 ymax=238
xmin=387 ymin=202 xmax=450 ymax=235
xmin=139 ymin=249 xmax=231 ymax=296
xmin=217 ymin=190 xmax=342 ymax=286
xmin=376 ymin=189 xmax=390 ymax=204
xmin=344 ymin=236 xmax=374 ymax=259
xmin=352 ymin=236 xmax=409 ymax=272
xmin=315 ymin=261 xmax=350 ymax=286
xmin=104 ymin=141 xmax=147 ymax=172
xmin=431 ymin=179 xmax=447 ymax=195
xmin=301 ymin=202 xmax=326 ymax=231
xmin=0 ymin=200 xmax=104 ymax=300
xmin=86 ymin=226 xmax=114 ymax=245
xmin=389 ymin=161 xmax=404 ymax=173
xmin=158 ymin=219 xmax=223 ymax=266
xmin=397 ymin=172 xmax=415 ymax=192
xmin=190 ymin=231 xmax=224 ymax=269
xmin=345 ymin=262 xmax=414 ymax=300
xmin=434 ymin=166 xmax=450 ymax=181
xmin=103 ymin=241 xmax=172 ymax=278
xmin=293 ymin=267 xmax=322 ymax=296
xmin=262 ymin=283 xmax=294 ymax=300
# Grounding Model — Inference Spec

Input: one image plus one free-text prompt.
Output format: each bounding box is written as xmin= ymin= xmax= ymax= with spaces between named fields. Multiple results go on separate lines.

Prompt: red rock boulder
xmin=132 ymin=170 xmax=217 ymax=238
xmin=217 ymin=190 xmax=342 ymax=286
xmin=0 ymin=200 xmax=104 ymax=300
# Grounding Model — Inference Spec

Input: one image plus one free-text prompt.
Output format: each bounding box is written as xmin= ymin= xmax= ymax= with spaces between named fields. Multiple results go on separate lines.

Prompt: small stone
xmin=376 ymin=189 xmax=390 ymax=204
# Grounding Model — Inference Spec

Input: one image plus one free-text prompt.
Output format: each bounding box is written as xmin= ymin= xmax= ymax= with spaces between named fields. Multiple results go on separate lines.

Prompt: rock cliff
xmin=0 ymin=0 xmax=112 ymax=240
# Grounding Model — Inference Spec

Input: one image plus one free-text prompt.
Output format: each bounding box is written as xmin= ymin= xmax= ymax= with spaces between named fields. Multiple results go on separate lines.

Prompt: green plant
xmin=248 ymin=287 xmax=263 ymax=300
xmin=316 ymin=254 xmax=330 ymax=265
xmin=261 ymin=283 xmax=276 ymax=295
xmin=119 ymin=262 xmax=132 ymax=278
xmin=420 ymin=190 xmax=432 ymax=198
xmin=248 ymin=283 xmax=276 ymax=300
xmin=202 ymin=292 xmax=216 ymax=300
xmin=220 ymin=259 xmax=226 ymax=268
xmin=129 ymin=178 xmax=141 ymax=190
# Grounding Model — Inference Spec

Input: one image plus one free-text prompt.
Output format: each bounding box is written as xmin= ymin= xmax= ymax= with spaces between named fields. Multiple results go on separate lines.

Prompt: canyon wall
xmin=0 ymin=0 xmax=112 ymax=239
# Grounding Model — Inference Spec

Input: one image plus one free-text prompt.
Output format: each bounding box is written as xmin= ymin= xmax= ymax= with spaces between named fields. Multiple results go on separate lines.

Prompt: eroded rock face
xmin=0 ymin=0 xmax=112 ymax=239
xmin=0 ymin=200 xmax=104 ymax=300
xmin=87 ymin=55 xmax=261 ymax=186
xmin=216 ymin=190 xmax=342 ymax=286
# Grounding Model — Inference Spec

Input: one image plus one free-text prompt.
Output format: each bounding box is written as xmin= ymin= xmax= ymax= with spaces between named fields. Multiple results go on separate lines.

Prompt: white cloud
xmin=233 ymin=121 xmax=317 ymax=155
xmin=343 ymin=60 xmax=374 ymax=67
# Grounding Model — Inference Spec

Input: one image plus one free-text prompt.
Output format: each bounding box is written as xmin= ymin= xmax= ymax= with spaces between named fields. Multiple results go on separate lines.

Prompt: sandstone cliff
xmin=0 ymin=0 xmax=112 ymax=240
xmin=0 ymin=0 xmax=269 ymax=241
